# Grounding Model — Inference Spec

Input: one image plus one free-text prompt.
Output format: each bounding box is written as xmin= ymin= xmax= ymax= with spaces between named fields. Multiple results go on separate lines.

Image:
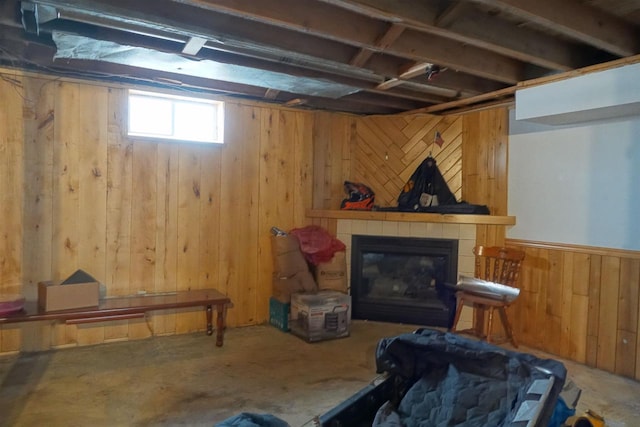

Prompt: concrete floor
xmin=1 ymin=321 xmax=639 ymax=427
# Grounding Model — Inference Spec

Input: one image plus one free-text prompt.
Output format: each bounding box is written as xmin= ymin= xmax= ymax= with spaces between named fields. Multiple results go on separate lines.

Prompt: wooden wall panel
xmin=21 ymin=77 xmax=55 ymax=351
xmin=151 ymin=142 xmax=179 ymax=337
xmin=220 ymin=103 xmax=260 ymax=327
xmin=105 ymin=88 xmax=134 ymax=341
xmin=507 ymin=240 xmax=640 ymax=379
xmin=5 ymin=69 xmax=637 ymax=383
xmin=353 ymin=114 xmax=462 ymax=207
xmin=0 ymin=73 xmax=25 ymax=353
xmin=175 ymin=148 xmax=203 ymax=334
xmin=462 ymin=108 xmax=508 ymax=215
xmin=312 ymin=112 xmax=354 ymax=210
xmin=0 ymin=70 xmax=318 ymax=353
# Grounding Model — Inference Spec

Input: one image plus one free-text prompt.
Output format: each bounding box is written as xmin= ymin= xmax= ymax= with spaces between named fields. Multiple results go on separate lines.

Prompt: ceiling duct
xmin=52 ymin=32 xmax=363 ymax=99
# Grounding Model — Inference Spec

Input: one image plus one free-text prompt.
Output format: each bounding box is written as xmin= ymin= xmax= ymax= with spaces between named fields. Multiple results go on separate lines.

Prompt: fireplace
xmin=350 ymin=235 xmax=458 ymax=327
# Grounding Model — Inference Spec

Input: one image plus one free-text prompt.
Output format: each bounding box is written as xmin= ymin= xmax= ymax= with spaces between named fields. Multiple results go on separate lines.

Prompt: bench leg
xmin=215 ymin=305 xmax=225 ymax=347
xmin=205 ymin=304 xmax=225 ymax=347
xmin=206 ymin=305 xmax=213 ymax=336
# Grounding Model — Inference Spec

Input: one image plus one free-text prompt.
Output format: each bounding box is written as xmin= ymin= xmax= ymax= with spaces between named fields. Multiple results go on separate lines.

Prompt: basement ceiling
xmin=0 ymin=0 xmax=639 ymax=115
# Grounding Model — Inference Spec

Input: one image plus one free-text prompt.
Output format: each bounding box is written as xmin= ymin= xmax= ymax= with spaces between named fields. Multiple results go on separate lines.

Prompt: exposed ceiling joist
xmin=468 ymin=0 xmax=640 ymax=57
xmin=0 ymin=0 xmax=637 ymax=115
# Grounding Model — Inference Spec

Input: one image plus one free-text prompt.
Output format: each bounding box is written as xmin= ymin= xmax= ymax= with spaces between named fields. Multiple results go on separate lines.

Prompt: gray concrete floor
xmin=1 ymin=321 xmax=639 ymax=427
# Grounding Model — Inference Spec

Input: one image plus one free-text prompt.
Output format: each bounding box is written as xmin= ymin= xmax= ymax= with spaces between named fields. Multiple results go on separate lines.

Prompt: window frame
xmin=127 ymin=89 xmax=225 ymax=144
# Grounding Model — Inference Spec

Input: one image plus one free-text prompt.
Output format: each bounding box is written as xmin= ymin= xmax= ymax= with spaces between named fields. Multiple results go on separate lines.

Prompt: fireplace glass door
xmin=351 ymin=235 xmax=458 ymax=326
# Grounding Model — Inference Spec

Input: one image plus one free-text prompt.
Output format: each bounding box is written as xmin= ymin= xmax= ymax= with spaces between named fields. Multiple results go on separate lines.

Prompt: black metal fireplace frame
xmin=350 ymin=235 xmax=458 ymax=327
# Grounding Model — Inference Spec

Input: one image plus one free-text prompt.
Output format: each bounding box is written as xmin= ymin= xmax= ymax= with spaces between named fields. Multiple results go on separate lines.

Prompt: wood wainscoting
xmin=506 ymin=239 xmax=640 ymax=380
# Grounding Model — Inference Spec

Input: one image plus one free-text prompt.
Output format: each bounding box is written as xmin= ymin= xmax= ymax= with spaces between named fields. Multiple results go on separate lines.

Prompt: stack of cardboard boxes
xmin=269 ymin=228 xmax=351 ymax=342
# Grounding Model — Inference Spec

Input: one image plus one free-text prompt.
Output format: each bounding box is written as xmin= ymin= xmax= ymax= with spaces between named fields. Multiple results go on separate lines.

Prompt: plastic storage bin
xmin=269 ymin=297 xmax=290 ymax=332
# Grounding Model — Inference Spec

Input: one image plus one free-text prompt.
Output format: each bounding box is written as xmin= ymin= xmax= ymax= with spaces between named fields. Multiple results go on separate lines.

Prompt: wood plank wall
xmin=506 ymin=240 xmax=640 ymax=380
xmin=309 ymin=113 xmax=463 ymax=235
xmin=3 ymin=70 xmax=638 ymax=380
xmin=0 ymin=71 xmax=316 ymax=352
xmin=462 ymin=108 xmax=510 ymax=247
xmin=353 ymin=114 xmax=462 ymax=206
xmin=458 ymin=107 xmax=640 ymax=380
xmin=0 ymin=72 xmax=25 ymax=353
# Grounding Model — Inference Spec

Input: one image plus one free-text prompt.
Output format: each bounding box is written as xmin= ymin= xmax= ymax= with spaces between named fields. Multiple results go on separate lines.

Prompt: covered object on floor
xmin=316 ymin=328 xmax=567 ymax=427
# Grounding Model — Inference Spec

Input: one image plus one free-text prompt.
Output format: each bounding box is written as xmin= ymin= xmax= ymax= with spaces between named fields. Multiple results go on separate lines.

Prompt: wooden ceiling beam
xmin=365 ymin=55 xmax=506 ymax=96
xmin=368 ymin=85 xmax=452 ymax=104
xmin=436 ymin=9 xmax=582 ymax=71
xmin=375 ymin=23 xmax=406 ymax=49
xmin=435 ymin=1 xmax=467 ymax=28
xmin=319 ymin=0 xmax=438 ymax=23
xmin=264 ymin=88 xmax=280 ymax=100
xmin=398 ymin=62 xmax=432 ymax=80
xmin=349 ymin=22 xmax=404 ymax=68
xmin=1 ymin=22 xmax=450 ymax=111
xmin=349 ymin=49 xmax=374 ymax=67
xmin=374 ymin=62 xmax=432 ymax=92
xmin=467 ymin=0 xmax=640 ymax=57
xmin=340 ymin=91 xmax=426 ymax=110
xmin=166 ymin=0 xmax=523 ymax=83
xmin=170 ymin=0 xmax=386 ymax=46
xmin=33 ymin=0 xmax=522 ymax=88
xmin=323 ymin=0 xmax=591 ymax=71
xmin=375 ymin=78 xmax=401 ymax=90
xmin=390 ymin=30 xmax=523 ymax=84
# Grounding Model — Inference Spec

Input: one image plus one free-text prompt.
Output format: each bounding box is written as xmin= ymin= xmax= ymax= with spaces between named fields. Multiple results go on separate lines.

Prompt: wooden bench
xmin=0 ymin=289 xmax=231 ymax=347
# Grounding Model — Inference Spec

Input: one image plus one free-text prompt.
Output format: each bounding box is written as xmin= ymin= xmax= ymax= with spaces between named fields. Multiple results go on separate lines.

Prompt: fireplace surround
xmin=327 ymin=216 xmax=485 ymax=330
xmin=350 ymin=235 xmax=458 ymax=326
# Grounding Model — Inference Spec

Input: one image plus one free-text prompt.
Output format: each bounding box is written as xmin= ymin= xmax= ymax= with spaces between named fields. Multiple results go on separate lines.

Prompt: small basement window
xmin=128 ymin=89 xmax=224 ymax=144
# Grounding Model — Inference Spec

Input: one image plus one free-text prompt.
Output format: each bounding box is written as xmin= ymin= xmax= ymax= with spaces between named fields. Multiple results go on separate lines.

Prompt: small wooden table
xmin=0 ymin=289 xmax=232 ymax=347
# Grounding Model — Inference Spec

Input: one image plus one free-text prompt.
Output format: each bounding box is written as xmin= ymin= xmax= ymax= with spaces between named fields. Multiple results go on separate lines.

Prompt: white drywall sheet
xmin=508 ymin=110 xmax=640 ymax=251
xmin=515 ymin=62 xmax=640 ymax=125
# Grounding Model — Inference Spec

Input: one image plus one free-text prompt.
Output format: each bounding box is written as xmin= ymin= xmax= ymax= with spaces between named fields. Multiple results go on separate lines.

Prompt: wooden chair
xmin=449 ymin=246 xmax=525 ymax=347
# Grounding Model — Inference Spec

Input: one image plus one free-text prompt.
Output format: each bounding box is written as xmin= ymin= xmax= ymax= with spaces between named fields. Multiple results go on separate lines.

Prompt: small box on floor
xmin=290 ymin=291 xmax=351 ymax=342
xmin=269 ymin=297 xmax=290 ymax=332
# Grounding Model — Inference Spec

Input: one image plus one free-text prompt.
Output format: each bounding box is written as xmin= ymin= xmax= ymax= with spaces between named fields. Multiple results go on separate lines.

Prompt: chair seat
xmin=455 ymin=291 xmax=511 ymax=307
xmin=448 ymin=246 xmax=524 ymax=348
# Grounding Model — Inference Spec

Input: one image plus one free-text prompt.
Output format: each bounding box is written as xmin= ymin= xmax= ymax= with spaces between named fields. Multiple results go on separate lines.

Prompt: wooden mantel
xmin=306 ymin=209 xmax=515 ymax=225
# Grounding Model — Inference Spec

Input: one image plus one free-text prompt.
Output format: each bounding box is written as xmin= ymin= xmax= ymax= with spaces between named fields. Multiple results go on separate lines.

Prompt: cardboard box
xmin=38 ymin=281 xmax=100 ymax=311
xmin=272 ymin=270 xmax=317 ymax=303
xmin=314 ymin=251 xmax=347 ymax=293
xmin=271 ymin=234 xmax=310 ymax=277
xmin=290 ymin=290 xmax=351 ymax=342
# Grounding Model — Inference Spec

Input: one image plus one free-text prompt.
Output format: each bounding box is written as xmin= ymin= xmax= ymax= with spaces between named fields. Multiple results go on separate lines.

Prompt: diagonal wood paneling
xmin=354 ymin=114 xmax=463 ymax=207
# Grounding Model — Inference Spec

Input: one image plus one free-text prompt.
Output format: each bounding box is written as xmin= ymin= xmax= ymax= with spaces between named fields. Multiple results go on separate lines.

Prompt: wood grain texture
xmin=20 ymin=77 xmax=55 ymax=351
xmin=51 ymin=81 xmax=82 ymax=348
xmin=105 ymin=88 xmax=133 ymax=341
xmin=313 ymin=112 xmax=354 ymax=209
xmin=151 ymin=142 xmax=179 ymax=336
xmin=507 ymin=240 xmax=640 ymax=379
xmin=5 ymin=68 xmax=638 ymax=381
xmin=0 ymin=72 xmax=323 ymax=353
xmin=352 ymin=114 xmax=462 ymax=207
xmin=462 ymin=108 xmax=508 ymax=215
xmin=0 ymin=73 xmax=25 ymax=353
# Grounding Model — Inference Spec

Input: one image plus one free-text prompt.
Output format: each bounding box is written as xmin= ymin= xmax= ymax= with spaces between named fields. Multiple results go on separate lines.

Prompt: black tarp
xmin=396 ymin=156 xmax=489 ymax=214
xmin=374 ymin=329 xmax=567 ymax=427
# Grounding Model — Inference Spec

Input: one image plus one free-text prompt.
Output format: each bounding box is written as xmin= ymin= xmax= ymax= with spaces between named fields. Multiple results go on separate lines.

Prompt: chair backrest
xmin=473 ymin=246 xmax=525 ymax=287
